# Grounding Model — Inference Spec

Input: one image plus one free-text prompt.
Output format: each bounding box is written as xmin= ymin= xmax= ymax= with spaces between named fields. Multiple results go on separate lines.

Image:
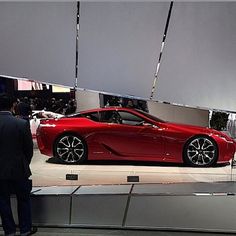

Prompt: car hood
xmin=165 ymin=122 xmax=223 ymax=136
xmin=165 ymin=122 xmax=236 ymax=142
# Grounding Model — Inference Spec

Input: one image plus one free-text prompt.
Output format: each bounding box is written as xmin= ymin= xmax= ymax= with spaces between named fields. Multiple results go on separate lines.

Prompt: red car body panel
xmin=36 ymin=107 xmax=235 ymax=164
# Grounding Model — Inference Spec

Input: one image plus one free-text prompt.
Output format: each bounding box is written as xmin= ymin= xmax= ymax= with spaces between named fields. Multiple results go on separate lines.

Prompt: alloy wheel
xmin=186 ymin=137 xmax=217 ymax=166
xmin=56 ymin=135 xmax=85 ymax=164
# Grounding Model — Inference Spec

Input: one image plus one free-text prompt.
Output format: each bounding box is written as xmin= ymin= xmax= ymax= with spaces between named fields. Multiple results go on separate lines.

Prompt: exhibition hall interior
xmin=1 ymin=1 xmax=236 ymax=235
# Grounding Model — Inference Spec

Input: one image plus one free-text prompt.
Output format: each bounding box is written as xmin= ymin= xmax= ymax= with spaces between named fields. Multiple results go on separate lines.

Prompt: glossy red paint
xmin=36 ymin=107 xmax=235 ymax=166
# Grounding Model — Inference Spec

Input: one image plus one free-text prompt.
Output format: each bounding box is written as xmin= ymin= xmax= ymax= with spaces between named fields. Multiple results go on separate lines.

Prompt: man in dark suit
xmin=0 ymin=94 xmax=37 ymax=236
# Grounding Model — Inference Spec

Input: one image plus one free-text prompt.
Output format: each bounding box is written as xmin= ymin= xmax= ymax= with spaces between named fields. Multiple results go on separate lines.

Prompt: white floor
xmin=31 ymin=148 xmax=236 ymax=187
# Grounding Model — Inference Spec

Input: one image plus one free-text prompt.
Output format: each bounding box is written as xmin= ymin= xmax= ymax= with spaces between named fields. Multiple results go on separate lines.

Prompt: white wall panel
xmin=147 ymin=101 xmax=209 ymax=127
xmin=78 ymin=2 xmax=170 ymax=98
xmin=76 ymin=90 xmax=100 ymax=112
xmin=0 ymin=2 xmax=77 ymax=87
xmin=155 ymin=2 xmax=236 ymax=112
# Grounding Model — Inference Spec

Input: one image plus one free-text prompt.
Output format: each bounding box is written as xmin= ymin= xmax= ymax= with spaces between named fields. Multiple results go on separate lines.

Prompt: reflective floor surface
xmin=31 ymin=148 xmax=236 ymax=187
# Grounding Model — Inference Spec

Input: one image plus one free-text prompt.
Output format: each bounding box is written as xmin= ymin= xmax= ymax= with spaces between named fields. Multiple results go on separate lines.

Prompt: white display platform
xmin=4 ymin=182 xmax=236 ymax=233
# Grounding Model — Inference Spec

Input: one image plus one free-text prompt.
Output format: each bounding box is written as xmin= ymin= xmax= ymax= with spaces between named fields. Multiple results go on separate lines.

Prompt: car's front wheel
xmin=54 ymin=134 xmax=87 ymax=164
xmin=183 ymin=135 xmax=218 ymax=167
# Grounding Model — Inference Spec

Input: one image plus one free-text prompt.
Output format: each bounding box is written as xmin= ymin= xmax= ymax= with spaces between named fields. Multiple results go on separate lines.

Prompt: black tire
xmin=54 ymin=133 xmax=87 ymax=164
xmin=183 ymin=135 xmax=218 ymax=167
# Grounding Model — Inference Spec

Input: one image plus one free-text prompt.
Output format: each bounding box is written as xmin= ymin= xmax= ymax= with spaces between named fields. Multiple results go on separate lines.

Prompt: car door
xmin=97 ymin=110 xmax=164 ymax=159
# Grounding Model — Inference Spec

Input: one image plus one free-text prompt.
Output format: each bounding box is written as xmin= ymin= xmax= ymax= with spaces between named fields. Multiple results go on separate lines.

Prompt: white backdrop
xmin=1 ymin=2 xmax=236 ymax=112
xmin=0 ymin=2 xmax=77 ymax=87
xmin=78 ymin=2 xmax=170 ymax=99
xmin=155 ymin=2 xmax=236 ymax=111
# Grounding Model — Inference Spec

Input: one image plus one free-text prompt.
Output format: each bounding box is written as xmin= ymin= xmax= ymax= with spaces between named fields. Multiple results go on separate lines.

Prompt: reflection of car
xmin=30 ymin=110 xmax=63 ymax=138
xmin=36 ymin=107 xmax=236 ymax=167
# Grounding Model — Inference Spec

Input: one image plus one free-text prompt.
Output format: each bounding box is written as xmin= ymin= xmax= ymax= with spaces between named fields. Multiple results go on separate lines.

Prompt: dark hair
xmin=0 ymin=94 xmax=13 ymax=111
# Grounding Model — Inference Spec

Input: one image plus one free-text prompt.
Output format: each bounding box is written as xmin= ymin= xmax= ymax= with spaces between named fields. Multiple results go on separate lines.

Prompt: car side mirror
xmin=142 ymin=122 xmax=153 ymax=127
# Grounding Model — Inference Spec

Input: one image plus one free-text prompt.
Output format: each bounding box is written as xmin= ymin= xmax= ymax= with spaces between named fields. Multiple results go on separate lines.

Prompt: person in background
xmin=11 ymin=97 xmax=19 ymax=116
xmin=16 ymin=97 xmax=32 ymax=124
xmin=0 ymin=94 xmax=37 ymax=236
xmin=65 ymin=99 xmax=77 ymax=115
xmin=126 ymin=99 xmax=135 ymax=108
xmin=105 ymin=96 xmax=120 ymax=107
xmin=49 ymin=98 xmax=56 ymax=112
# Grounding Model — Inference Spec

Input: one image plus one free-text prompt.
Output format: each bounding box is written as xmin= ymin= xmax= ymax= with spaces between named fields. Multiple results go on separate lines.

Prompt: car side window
xmin=100 ymin=111 xmax=121 ymax=124
xmin=117 ymin=111 xmax=143 ymax=126
xmin=81 ymin=112 xmax=99 ymax=122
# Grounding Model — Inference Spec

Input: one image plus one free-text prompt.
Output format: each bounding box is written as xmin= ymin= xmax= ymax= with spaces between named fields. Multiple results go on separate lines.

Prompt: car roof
xmin=79 ymin=107 xmax=137 ymax=114
xmin=67 ymin=107 xmax=165 ymax=123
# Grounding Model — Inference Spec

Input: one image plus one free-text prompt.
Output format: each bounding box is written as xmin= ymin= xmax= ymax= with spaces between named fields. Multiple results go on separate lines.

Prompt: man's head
xmin=0 ymin=94 xmax=13 ymax=111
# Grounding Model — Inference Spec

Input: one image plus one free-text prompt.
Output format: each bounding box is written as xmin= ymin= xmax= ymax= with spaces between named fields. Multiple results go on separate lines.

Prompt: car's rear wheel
xmin=54 ymin=134 xmax=87 ymax=164
xmin=183 ymin=135 xmax=218 ymax=167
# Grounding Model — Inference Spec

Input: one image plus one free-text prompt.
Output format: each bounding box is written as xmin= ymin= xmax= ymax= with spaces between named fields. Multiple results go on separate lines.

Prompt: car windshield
xmin=136 ymin=109 xmax=166 ymax=123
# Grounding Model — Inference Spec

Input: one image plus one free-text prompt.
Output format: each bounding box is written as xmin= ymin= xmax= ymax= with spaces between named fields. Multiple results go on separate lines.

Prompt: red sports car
xmin=36 ymin=107 xmax=235 ymax=167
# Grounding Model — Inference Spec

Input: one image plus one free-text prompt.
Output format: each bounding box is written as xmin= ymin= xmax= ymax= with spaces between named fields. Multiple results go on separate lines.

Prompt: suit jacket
xmin=0 ymin=111 xmax=33 ymax=180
